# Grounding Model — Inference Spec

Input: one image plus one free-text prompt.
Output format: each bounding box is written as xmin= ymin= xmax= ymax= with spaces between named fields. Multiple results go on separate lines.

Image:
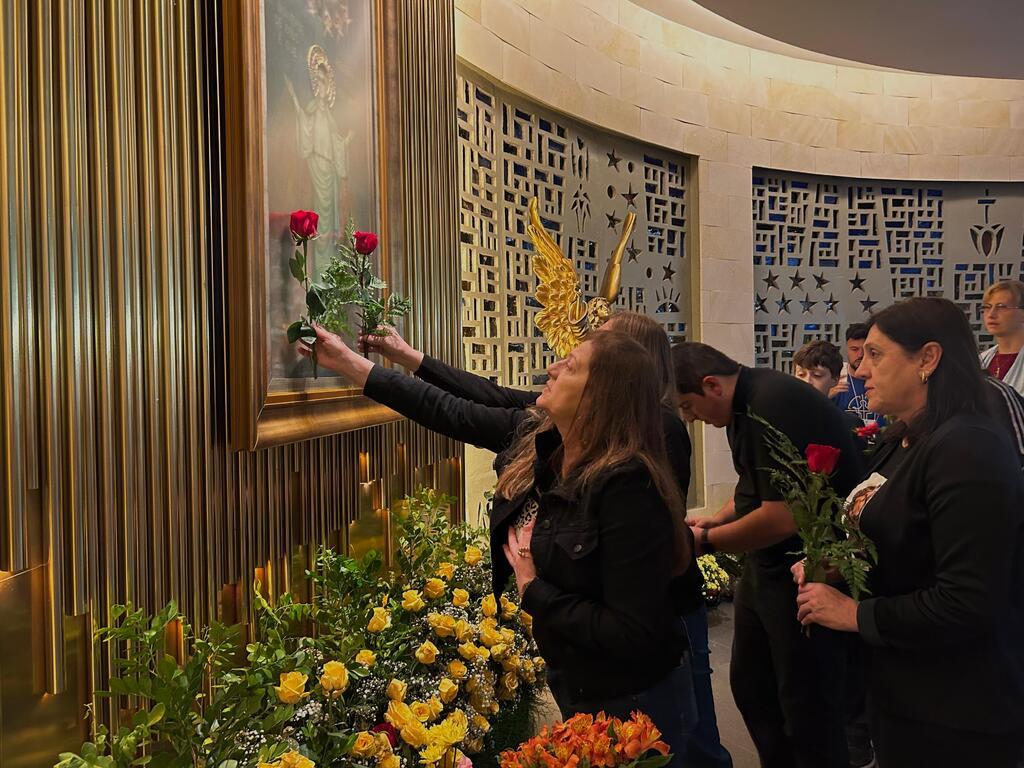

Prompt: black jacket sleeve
xmin=363 ymin=365 xmax=526 ymax=455
xmin=858 ymin=424 xmax=1022 ymax=649
xmin=521 ymin=472 xmax=675 ymax=662
xmin=416 ymin=355 xmax=539 ymax=409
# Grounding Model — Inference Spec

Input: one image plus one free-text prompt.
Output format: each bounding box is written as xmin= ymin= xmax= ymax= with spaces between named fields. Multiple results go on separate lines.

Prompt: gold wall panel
xmin=0 ymin=0 xmax=461 ymax=760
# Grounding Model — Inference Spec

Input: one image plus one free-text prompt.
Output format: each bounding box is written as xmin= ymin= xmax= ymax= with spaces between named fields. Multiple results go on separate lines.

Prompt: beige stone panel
xmin=640 ymin=43 xmax=684 ymax=85
xmin=703 ymin=481 xmax=740 ymax=513
xmin=682 ymin=60 xmax=710 ymax=94
xmin=699 ymin=323 xmax=756 ymax=364
xmin=663 ymin=19 xmax=708 ymax=60
xmin=456 ymin=15 xmax=504 ymax=77
xmin=1011 ymin=156 xmax=1024 ymax=180
xmin=957 ymin=155 xmax=1011 ymax=181
xmin=698 ymin=192 xmax=730 ymax=228
xmin=702 ymin=256 xmax=754 ymax=293
xmin=502 ymin=43 xmax=554 ymax=102
xmin=708 ymin=36 xmax=751 ymax=73
xmin=681 ymin=123 xmax=730 ymax=162
xmin=463 ymin=445 xmax=498 ymax=528
xmin=665 ymin=84 xmax=710 ymax=125
xmin=518 ymin=0 xmax=552 ymax=17
xmin=640 ymin=109 xmax=685 ymax=151
xmin=883 ymin=125 xmax=933 ymax=155
xmin=751 ymin=106 xmax=798 ymax=142
xmin=908 ymin=97 xmax=957 ymax=127
xmin=932 ymin=75 xmax=1024 ymax=101
xmin=482 ymin=0 xmax=531 ymax=51
xmin=619 ymin=0 xmax=665 ymax=42
xmin=529 ymin=15 xmax=578 ymax=75
xmin=628 ymin=69 xmax=670 ymax=112
xmin=907 ymin=154 xmax=958 ymax=180
xmin=837 ymin=66 xmax=884 ymax=95
xmin=883 ymin=71 xmax=932 ymax=98
xmin=587 ymin=87 xmax=642 ymax=135
xmin=456 ymin=0 xmax=483 ymax=22
xmin=1011 ymin=101 xmax=1024 ymax=129
xmin=704 ymin=98 xmax=753 ymax=136
xmin=548 ymin=0 xmax=604 ymax=47
xmin=703 ymin=289 xmax=756 ymax=323
xmin=702 ymin=159 xmax=753 ymax=198
xmin=857 ymin=94 xmax=909 ymax=126
xmin=785 ymin=57 xmax=838 ymax=89
xmin=814 ymin=147 xmax=863 ymax=177
xmin=727 ymin=133 xmax=771 ymax=167
xmin=749 ymin=49 xmax=791 ymax=80
xmin=548 ymin=69 xmax=589 ymax=116
xmin=700 ymin=220 xmax=752 ymax=261
xmin=767 ymin=80 xmax=824 ymax=116
xmin=770 ymin=140 xmax=816 ymax=173
xmin=595 ymin=25 xmax=643 ymax=68
xmin=981 ymin=128 xmax=1024 ymax=156
xmin=728 ymin=194 xmax=755 ymax=229
xmin=574 ymin=41 xmax=621 ymax=97
xmin=585 ymin=0 xmax=620 ymax=21
xmin=958 ymin=100 xmax=1011 ymax=128
xmin=619 ymin=65 xmax=640 ymax=105
xmin=837 ymin=121 xmax=885 ymax=152
xmin=928 ymin=126 xmax=985 ymax=155
xmin=860 ymin=152 xmax=910 ymax=179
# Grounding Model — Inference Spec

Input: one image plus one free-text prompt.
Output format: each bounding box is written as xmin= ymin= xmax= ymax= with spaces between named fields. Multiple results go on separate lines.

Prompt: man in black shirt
xmin=672 ymin=342 xmax=865 ymax=768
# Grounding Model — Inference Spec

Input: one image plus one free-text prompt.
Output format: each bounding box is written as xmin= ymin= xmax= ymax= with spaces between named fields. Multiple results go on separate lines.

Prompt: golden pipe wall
xmin=0 ymin=1 xmax=461 ymax=762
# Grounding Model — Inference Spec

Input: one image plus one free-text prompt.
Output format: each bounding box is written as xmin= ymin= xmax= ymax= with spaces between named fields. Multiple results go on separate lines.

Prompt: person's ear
xmin=701 ymin=375 xmax=724 ymax=398
xmin=919 ymin=341 xmax=943 ymax=381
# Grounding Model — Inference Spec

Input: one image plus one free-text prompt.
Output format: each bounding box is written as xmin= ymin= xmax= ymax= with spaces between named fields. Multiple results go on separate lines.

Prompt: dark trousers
xmin=729 ymin=565 xmax=849 ymax=768
xmin=549 ymin=660 xmax=697 ymax=768
xmin=682 ymin=605 xmax=733 ymax=768
xmin=870 ymin=705 xmax=1023 ymax=768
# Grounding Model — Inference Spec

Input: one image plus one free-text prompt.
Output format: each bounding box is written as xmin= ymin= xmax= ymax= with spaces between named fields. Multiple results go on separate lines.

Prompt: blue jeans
xmin=682 ymin=605 xmax=733 ymax=768
xmin=550 ymin=659 xmax=697 ymax=768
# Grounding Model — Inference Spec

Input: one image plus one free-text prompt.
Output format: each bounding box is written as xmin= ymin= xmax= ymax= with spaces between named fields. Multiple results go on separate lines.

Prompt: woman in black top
xmin=794 ymin=298 xmax=1024 ymax=767
xmin=308 ymin=329 xmax=695 ymax=763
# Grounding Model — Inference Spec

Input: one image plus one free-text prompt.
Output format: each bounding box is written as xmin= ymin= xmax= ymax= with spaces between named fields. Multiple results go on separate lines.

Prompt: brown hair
xmin=793 ymin=340 xmax=844 ymax=378
xmin=604 ymin=311 xmax=675 ymax=403
xmin=671 ymin=342 xmax=741 ymax=395
xmin=983 ymin=279 xmax=1024 ymax=307
xmin=497 ymin=331 xmax=690 ymax=566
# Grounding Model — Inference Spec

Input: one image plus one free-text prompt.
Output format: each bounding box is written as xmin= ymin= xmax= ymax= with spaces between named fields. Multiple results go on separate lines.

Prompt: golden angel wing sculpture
xmin=525 ymin=197 xmax=636 ymax=357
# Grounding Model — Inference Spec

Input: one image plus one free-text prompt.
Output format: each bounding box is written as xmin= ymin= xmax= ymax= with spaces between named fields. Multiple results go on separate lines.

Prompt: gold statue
xmin=526 ymin=197 xmax=636 ymax=357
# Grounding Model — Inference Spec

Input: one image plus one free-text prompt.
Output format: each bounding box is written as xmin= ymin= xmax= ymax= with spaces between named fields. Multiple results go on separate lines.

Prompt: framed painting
xmin=223 ymin=0 xmax=403 ymax=449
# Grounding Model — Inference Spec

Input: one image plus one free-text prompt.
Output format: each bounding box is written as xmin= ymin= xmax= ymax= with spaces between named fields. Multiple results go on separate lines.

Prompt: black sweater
xmin=856 ymin=414 xmax=1024 ymax=734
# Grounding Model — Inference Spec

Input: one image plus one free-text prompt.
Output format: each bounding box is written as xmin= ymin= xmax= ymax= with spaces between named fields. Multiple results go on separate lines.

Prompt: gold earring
xmin=919 ymin=371 xmax=929 ymax=384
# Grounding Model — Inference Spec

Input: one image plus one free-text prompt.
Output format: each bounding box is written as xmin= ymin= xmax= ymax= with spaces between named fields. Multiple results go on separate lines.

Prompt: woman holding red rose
xmin=795 ymin=298 xmax=1024 ymax=767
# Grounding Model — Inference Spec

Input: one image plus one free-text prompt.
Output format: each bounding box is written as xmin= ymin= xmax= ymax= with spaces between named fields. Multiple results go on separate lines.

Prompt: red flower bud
xmin=289 ymin=210 xmax=319 ymax=240
xmin=354 ymin=230 xmax=378 ymax=255
xmin=371 ymin=722 xmax=397 ymax=747
xmin=805 ymin=444 xmax=841 ymax=475
xmin=855 ymin=422 xmax=881 ymax=439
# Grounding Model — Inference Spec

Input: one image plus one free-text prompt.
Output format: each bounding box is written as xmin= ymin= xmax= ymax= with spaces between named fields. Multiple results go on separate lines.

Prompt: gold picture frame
xmin=222 ymin=0 xmax=404 ymax=450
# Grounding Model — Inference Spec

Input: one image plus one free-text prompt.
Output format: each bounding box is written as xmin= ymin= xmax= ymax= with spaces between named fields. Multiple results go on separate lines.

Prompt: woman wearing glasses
xmin=980 ymin=279 xmax=1024 ymax=394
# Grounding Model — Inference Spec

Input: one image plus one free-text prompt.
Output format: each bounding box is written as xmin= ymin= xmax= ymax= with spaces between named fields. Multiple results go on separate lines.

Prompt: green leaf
xmin=298 ymin=324 xmax=317 ymax=345
xmin=147 ymin=703 xmax=165 ymax=726
xmin=286 ymin=321 xmax=303 ymax=344
xmin=306 ymin=286 xmax=326 ymax=317
xmin=289 ymin=258 xmax=305 ymax=282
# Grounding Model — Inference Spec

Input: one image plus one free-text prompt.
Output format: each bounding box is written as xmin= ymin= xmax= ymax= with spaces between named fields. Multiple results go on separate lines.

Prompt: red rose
xmin=805 ymin=444 xmax=841 ymax=475
xmin=371 ymin=722 xmax=397 ymax=747
xmin=289 ymin=210 xmax=319 ymax=240
xmin=354 ymin=230 xmax=378 ymax=255
xmin=855 ymin=422 xmax=881 ymax=439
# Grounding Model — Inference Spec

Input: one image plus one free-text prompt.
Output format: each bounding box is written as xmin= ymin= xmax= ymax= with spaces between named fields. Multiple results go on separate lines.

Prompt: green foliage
xmin=393 ymin=488 xmax=486 ymax=580
xmin=315 ymin=220 xmax=412 ymax=338
xmin=749 ymin=409 xmax=877 ymax=599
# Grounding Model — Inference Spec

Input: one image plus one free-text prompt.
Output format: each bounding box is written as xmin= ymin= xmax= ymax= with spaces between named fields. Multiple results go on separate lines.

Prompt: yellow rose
xmin=533 ymin=656 xmax=546 ymax=672
xmin=386 ymin=699 xmax=416 ymax=730
xmin=481 ymin=594 xmax=498 ymax=618
xmin=479 ymin=617 xmax=498 ymax=632
xmin=387 ymin=678 xmax=408 ymax=702
xmin=410 ymin=700 xmax=432 ymax=722
xmin=401 ymin=590 xmax=426 ymax=613
xmin=257 ymin=762 xmax=280 ymax=768
xmin=368 ymin=607 xmax=392 ymax=633
xmin=415 ymin=640 xmax=439 ymax=665
xmin=472 ymin=713 xmax=491 ymax=734
xmin=452 ymin=588 xmax=470 ymax=607
xmin=273 ymin=671 xmax=308 ymax=704
xmin=438 ymin=677 xmax=459 ymax=704
xmin=419 ymin=743 xmax=447 ymax=765
xmin=379 ymin=756 xmax=401 ymax=768
xmin=427 ymin=612 xmax=457 ymax=638
xmin=519 ymin=610 xmax=533 ymax=629
xmin=502 ymin=671 xmax=518 ymax=691
xmin=355 ymin=649 xmax=376 ymax=667
xmin=279 ymin=752 xmax=315 ymax=768
xmin=479 ymin=627 xmax=502 ymax=648
xmin=464 ymin=546 xmax=483 ymax=566
xmin=320 ymin=661 xmax=349 ymax=697
xmin=500 ymin=653 xmax=520 ymax=672
xmin=399 ymin=719 xmax=430 ymax=748
xmin=436 ymin=562 xmax=456 ymax=580
xmin=477 ymin=646 xmax=491 ymax=661
xmin=423 ymin=578 xmax=446 ymax=600
xmin=458 ymin=642 xmax=479 ymax=661
xmin=465 ymin=737 xmax=484 ymax=754
xmin=453 ymin=619 xmax=475 ymax=643
xmin=500 ymin=596 xmax=518 ymax=619
xmin=351 ymin=732 xmax=378 ymax=758
xmin=490 ymin=643 xmax=509 ymax=661
xmin=448 ymin=659 xmax=468 ymax=680
xmin=430 ymin=696 xmax=445 ymax=717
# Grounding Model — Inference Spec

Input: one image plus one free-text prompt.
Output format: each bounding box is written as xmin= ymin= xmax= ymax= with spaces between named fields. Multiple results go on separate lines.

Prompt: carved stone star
xmin=755 ymin=294 xmax=768 ymax=313
xmin=800 ymin=294 xmax=817 ymax=314
xmin=861 ymin=296 xmax=878 ymax=312
xmin=763 ymin=270 xmax=779 ymax=290
xmin=662 ymin=262 xmax=676 ymax=281
xmin=776 ymin=294 xmax=792 ymax=313
xmin=813 ymin=272 xmax=830 ymax=291
xmin=789 ymin=270 xmax=805 ymax=290
xmin=824 ymin=293 xmax=839 ymax=313
xmin=849 ymin=272 xmax=866 ymax=292
xmin=606 ymin=149 xmax=622 ymax=170
xmin=626 ymin=242 xmax=641 ymax=263
xmin=606 ymin=211 xmax=622 ymax=230
xmin=621 ymin=185 xmax=638 ymax=208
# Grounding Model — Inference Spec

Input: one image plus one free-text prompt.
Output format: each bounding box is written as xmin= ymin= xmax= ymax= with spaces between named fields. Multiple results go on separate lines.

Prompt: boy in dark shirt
xmin=673 ymin=342 xmax=864 ymax=768
xmin=794 ymin=340 xmax=865 ymax=436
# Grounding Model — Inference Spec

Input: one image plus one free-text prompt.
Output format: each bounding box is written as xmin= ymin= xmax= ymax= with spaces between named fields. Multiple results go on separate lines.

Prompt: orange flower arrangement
xmin=499 ymin=712 xmax=671 ymax=768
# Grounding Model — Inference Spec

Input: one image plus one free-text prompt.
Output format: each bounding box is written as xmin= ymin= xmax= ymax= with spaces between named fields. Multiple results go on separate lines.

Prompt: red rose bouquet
xmin=499 ymin=712 xmax=672 ymax=768
xmin=750 ymin=410 xmax=876 ymax=599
